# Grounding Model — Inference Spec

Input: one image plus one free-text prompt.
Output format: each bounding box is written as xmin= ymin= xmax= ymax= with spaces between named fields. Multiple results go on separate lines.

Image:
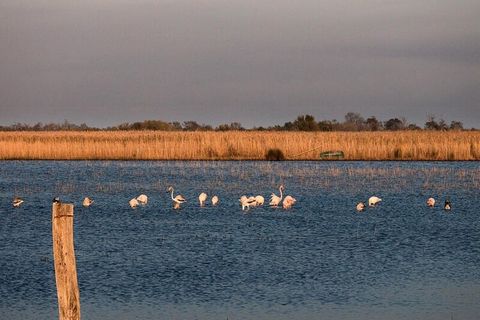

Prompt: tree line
xmin=0 ymin=113 xmax=471 ymax=131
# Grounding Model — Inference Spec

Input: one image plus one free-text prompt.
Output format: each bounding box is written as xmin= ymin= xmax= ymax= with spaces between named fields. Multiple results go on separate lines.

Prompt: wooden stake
xmin=52 ymin=203 xmax=81 ymax=320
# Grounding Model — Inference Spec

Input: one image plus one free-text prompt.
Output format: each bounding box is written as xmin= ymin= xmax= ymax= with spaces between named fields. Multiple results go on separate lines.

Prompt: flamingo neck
xmin=279 ymin=187 xmax=283 ymax=200
xmin=170 ymin=189 xmax=175 ymax=201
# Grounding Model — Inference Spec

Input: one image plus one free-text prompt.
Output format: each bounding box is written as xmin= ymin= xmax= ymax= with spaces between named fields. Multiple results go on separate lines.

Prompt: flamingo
xmin=269 ymin=185 xmax=284 ymax=207
xmin=13 ymin=197 xmax=24 ymax=208
xmin=136 ymin=194 xmax=148 ymax=205
xmin=368 ymin=196 xmax=382 ymax=207
xmin=444 ymin=200 xmax=451 ymax=211
xmin=255 ymin=195 xmax=265 ymax=206
xmin=129 ymin=198 xmax=139 ymax=208
xmin=211 ymin=195 xmax=219 ymax=206
xmin=199 ymin=192 xmax=207 ymax=207
xmin=426 ymin=197 xmax=435 ymax=207
xmin=356 ymin=202 xmax=365 ymax=212
xmin=282 ymin=195 xmax=296 ymax=209
xmin=168 ymin=186 xmax=186 ymax=209
xmin=239 ymin=195 xmax=257 ymax=211
xmin=82 ymin=197 xmax=94 ymax=207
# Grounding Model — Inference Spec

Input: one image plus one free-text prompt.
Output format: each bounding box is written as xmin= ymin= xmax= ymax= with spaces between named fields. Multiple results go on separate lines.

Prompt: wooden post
xmin=52 ymin=203 xmax=81 ymax=320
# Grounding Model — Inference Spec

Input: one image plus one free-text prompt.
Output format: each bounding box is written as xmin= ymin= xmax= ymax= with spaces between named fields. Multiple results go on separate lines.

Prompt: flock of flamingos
xmin=12 ymin=184 xmax=452 ymax=212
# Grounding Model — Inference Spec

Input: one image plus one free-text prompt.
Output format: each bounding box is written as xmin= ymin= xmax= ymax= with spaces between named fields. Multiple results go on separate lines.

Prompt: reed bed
xmin=0 ymin=131 xmax=479 ymax=160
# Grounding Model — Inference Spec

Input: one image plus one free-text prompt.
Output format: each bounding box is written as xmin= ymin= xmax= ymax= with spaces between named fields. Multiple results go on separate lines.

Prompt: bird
xmin=168 ymin=186 xmax=186 ymax=209
xmin=368 ymin=196 xmax=382 ymax=207
xmin=198 ymin=192 xmax=207 ymax=207
xmin=444 ymin=200 xmax=451 ymax=211
xmin=82 ymin=197 xmax=94 ymax=207
xmin=255 ymin=195 xmax=265 ymax=206
xmin=129 ymin=198 xmax=139 ymax=208
xmin=52 ymin=197 xmax=61 ymax=204
xmin=356 ymin=202 xmax=365 ymax=212
xmin=269 ymin=185 xmax=284 ymax=207
xmin=211 ymin=195 xmax=219 ymax=206
xmin=239 ymin=195 xmax=257 ymax=211
xmin=136 ymin=194 xmax=148 ymax=205
xmin=13 ymin=197 xmax=24 ymax=208
xmin=426 ymin=197 xmax=435 ymax=207
xmin=282 ymin=195 xmax=296 ymax=209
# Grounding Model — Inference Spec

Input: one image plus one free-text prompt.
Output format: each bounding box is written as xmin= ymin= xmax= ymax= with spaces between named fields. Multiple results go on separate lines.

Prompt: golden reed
xmin=0 ymin=131 xmax=479 ymax=160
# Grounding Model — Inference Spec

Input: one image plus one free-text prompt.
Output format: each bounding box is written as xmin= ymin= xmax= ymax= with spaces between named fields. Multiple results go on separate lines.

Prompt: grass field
xmin=0 ymin=131 xmax=479 ymax=160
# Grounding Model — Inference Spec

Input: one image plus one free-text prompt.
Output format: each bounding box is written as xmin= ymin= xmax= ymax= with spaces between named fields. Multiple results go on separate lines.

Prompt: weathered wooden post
xmin=52 ymin=202 xmax=81 ymax=320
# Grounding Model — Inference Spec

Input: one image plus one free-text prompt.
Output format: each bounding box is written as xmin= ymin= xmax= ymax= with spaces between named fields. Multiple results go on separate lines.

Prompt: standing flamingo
xmin=255 ymin=195 xmax=265 ymax=205
xmin=269 ymin=185 xmax=284 ymax=207
xmin=136 ymin=194 xmax=148 ymax=205
xmin=129 ymin=198 xmax=139 ymax=208
xmin=426 ymin=197 xmax=435 ymax=207
xmin=198 ymin=192 xmax=207 ymax=207
xmin=211 ymin=195 xmax=219 ymax=206
xmin=356 ymin=202 xmax=365 ymax=212
xmin=13 ymin=197 xmax=24 ymax=208
xmin=282 ymin=195 xmax=296 ymax=209
xmin=368 ymin=196 xmax=382 ymax=207
xmin=83 ymin=197 xmax=94 ymax=207
xmin=239 ymin=195 xmax=257 ymax=211
xmin=168 ymin=186 xmax=186 ymax=209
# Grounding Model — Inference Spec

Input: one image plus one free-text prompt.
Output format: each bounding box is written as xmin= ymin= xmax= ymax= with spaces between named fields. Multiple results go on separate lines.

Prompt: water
xmin=0 ymin=161 xmax=479 ymax=320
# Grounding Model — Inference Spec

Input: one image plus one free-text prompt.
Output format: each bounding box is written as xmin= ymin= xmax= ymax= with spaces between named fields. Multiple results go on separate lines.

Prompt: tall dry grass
xmin=0 ymin=131 xmax=479 ymax=160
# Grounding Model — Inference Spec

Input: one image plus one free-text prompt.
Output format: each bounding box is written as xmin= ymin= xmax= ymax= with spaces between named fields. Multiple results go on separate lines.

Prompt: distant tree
xmin=216 ymin=122 xmax=244 ymax=131
xmin=425 ymin=115 xmax=440 ymax=130
xmin=384 ymin=118 xmax=405 ymax=131
xmin=183 ymin=121 xmax=202 ymax=131
xmin=317 ymin=120 xmax=336 ymax=131
xmin=365 ymin=116 xmax=382 ymax=131
xmin=292 ymin=114 xmax=318 ymax=131
xmin=449 ymin=121 xmax=463 ymax=131
xmin=343 ymin=112 xmax=365 ymax=131
xmin=169 ymin=121 xmax=183 ymax=131
xmin=407 ymin=124 xmax=421 ymax=130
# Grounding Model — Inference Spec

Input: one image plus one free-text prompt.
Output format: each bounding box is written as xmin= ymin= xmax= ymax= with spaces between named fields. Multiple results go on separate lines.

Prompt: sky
xmin=1 ymin=0 xmax=479 ymax=128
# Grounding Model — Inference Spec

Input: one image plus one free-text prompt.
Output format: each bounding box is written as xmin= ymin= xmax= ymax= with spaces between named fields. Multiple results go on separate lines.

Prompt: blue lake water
xmin=0 ymin=161 xmax=479 ymax=320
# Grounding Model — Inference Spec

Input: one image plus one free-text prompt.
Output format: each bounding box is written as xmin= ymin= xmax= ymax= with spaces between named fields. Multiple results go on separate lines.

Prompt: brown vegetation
xmin=0 ymin=131 xmax=479 ymax=160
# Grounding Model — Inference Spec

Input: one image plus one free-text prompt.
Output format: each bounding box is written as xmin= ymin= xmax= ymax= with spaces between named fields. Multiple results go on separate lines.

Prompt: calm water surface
xmin=0 ymin=161 xmax=479 ymax=319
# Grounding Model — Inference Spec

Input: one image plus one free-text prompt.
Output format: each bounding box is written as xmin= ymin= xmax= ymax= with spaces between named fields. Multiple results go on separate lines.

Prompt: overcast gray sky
xmin=1 ymin=0 xmax=479 ymax=128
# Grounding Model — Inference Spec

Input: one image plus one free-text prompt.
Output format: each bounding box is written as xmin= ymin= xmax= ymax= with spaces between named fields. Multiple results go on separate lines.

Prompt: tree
xmin=384 ymin=118 xmax=405 ymax=131
xmin=425 ymin=115 xmax=440 ymax=130
xmin=343 ymin=112 xmax=365 ymax=131
xmin=216 ymin=122 xmax=244 ymax=131
xmin=365 ymin=116 xmax=382 ymax=131
xmin=449 ymin=121 xmax=463 ymax=131
xmin=292 ymin=114 xmax=318 ymax=131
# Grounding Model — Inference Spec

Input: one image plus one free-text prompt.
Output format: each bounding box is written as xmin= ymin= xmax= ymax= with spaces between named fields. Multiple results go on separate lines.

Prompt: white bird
xmin=426 ymin=197 xmax=435 ymax=207
xmin=129 ymin=198 xmax=139 ymax=208
xmin=282 ymin=195 xmax=296 ymax=209
xmin=136 ymin=194 xmax=148 ymax=205
xmin=211 ymin=195 xmax=219 ymax=206
xmin=199 ymin=192 xmax=207 ymax=207
xmin=239 ymin=195 xmax=257 ymax=211
xmin=356 ymin=202 xmax=365 ymax=212
xmin=13 ymin=197 xmax=24 ymax=208
xmin=269 ymin=185 xmax=284 ymax=207
xmin=255 ymin=195 xmax=265 ymax=206
xmin=368 ymin=196 xmax=382 ymax=207
xmin=82 ymin=197 xmax=94 ymax=207
xmin=168 ymin=186 xmax=186 ymax=209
